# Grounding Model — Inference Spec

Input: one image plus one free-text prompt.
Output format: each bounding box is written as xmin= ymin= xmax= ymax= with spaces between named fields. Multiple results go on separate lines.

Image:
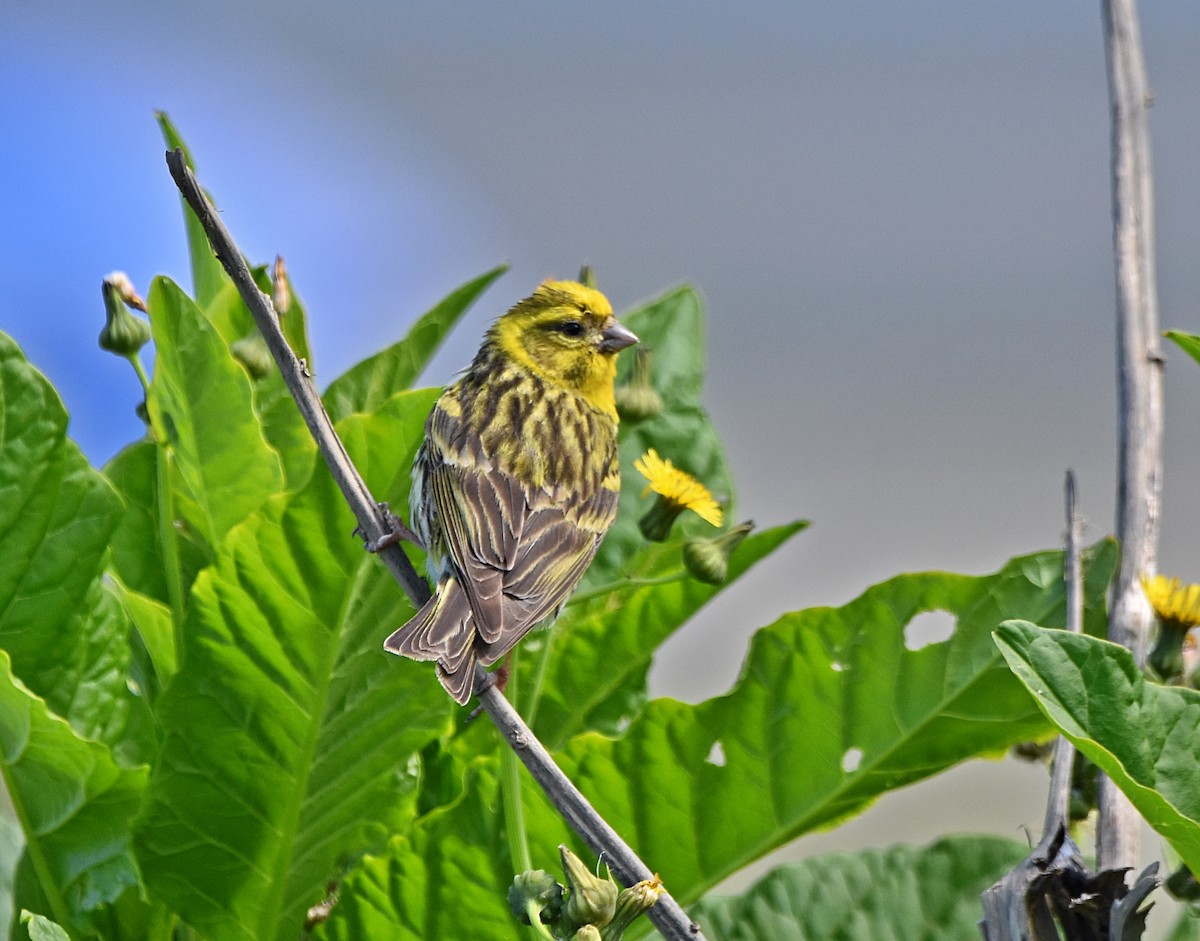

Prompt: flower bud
xmin=272 ymin=255 xmax=292 ymax=315
xmin=508 ymin=869 xmax=563 ymax=927
xmin=573 ymin=927 xmax=603 ymax=941
xmin=601 ymin=875 xmax=663 ymax=940
xmin=615 ymin=348 xmax=663 ymax=423
xmin=577 ymin=264 xmax=597 ymax=289
xmin=232 ymin=331 xmax=272 ymax=380
xmin=683 ymin=521 xmax=754 ymax=584
xmin=560 ymin=845 xmax=617 ymax=929
xmin=98 ymin=272 xmax=151 ymax=358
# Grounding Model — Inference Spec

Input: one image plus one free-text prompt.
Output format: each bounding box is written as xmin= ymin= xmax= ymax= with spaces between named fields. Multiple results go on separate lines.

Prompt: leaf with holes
xmin=315 ymin=542 xmax=1116 ymax=939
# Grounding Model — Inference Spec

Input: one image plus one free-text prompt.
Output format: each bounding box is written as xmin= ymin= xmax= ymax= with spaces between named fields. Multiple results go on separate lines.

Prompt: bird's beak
xmin=599 ymin=318 xmax=639 ymax=353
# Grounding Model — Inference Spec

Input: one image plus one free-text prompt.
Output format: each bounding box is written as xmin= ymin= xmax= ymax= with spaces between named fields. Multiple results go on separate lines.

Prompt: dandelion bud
xmin=615 ymin=348 xmax=663 ymax=423
xmin=683 ymin=521 xmax=754 ymax=584
xmin=577 ymin=264 xmax=596 ymax=289
xmin=98 ymin=272 xmax=151 ymax=358
xmin=508 ymin=869 xmax=563 ymax=927
xmin=272 ymin=255 xmax=292 ymax=315
xmin=601 ymin=875 xmax=663 ymax=940
xmin=560 ymin=846 xmax=617 ymax=929
xmin=573 ymin=927 xmax=603 ymax=941
xmin=232 ymin=331 xmax=272 ymax=380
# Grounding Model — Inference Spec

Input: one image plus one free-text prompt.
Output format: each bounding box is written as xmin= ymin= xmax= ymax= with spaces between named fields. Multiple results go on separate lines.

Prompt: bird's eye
xmin=558 ymin=320 xmax=584 ymax=337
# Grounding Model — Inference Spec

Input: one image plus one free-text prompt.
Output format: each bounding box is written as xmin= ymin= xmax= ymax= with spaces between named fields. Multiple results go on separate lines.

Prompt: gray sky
xmin=3 ymin=0 xmax=1199 ymax=918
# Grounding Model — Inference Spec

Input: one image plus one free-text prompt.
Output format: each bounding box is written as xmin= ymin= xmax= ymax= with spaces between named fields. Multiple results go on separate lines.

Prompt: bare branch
xmin=164 ymin=148 xmax=706 ymax=941
xmin=1041 ymin=472 xmax=1083 ymax=838
xmin=1099 ymin=0 xmax=1162 ymax=873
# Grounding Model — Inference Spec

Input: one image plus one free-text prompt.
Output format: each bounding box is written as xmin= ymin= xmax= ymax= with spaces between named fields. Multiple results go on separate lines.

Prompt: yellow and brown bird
xmin=385 ymin=280 xmax=639 ymax=703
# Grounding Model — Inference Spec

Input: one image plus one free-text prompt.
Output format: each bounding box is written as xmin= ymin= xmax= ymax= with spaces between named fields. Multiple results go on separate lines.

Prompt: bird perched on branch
xmin=385 ymin=280 xmax=639 ymax=703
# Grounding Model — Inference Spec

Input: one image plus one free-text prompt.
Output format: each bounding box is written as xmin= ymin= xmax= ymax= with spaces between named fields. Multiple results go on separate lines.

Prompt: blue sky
xmin=4 ymin=0 xmax=1200 ymax=899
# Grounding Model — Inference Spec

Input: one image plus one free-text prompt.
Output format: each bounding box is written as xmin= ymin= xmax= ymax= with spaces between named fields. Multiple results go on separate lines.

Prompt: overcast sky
xmin=3 ymin=0 xmax=1199 ymax=914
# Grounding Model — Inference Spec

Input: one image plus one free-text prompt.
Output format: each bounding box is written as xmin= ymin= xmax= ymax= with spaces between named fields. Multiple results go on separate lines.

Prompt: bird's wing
xmin=427 ymin=459 xmax=524 ymax=646
xmin=474 ymin=492 xmax=613 ymax=665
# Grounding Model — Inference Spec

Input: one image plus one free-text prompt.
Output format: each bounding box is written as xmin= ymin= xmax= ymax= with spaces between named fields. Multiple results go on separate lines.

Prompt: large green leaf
xmin=156 ymin=112 xmax=226 ymax=309
xmin=530 ymin=521 xmax=807 ymax=748
xmin=146 ymin=276 xmax=285 ymax=549
xmin=585 ymin=286 xmax=734 ymax=587
xmin=315 ymin=765 xmax=514 ymax=941
xmin=545 ymin=542 xmax=1114 ymax=905
xmin=0 ymin=331 xmax=141 ymax=749
xmin=995 ymin=621 xmax=1200 ymax=874
xmin=689 ymin=835 xmax=1030 ymax=940
xmin=317 ymin=543 xmax=1116 ymax=940
xmin=323 ymin=265 xmax=507 ymax=422
xmin=0 ymin=652 xmax=146 ymax=934
xmin=135 ymin=390 xmax=451 ymax=941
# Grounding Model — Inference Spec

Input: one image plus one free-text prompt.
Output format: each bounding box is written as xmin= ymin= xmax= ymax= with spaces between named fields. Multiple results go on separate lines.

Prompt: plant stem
xmin=566 ymin=571 xmax=688 ymax=609
xmin=1100 ymin=0 xmax=1162 ymax=873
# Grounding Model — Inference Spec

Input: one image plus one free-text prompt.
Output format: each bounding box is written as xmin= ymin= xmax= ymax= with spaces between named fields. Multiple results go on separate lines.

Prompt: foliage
xmin=689 ymin=835 xmax=1030 ymax=940
xmin=997 ymin=623 xmax=1200 ymax=875
xmin=0 ymin=117 xmax=1144 ymax=940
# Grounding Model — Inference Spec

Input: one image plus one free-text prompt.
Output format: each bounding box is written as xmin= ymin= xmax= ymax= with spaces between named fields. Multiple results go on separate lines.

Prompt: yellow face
xmin=493 ymin=281 xmax=638 ymax=414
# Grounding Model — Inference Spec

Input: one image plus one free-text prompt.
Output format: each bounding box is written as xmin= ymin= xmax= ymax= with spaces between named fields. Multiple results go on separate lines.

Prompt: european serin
xmin=385 ymin=280 xmax=638 ymax=702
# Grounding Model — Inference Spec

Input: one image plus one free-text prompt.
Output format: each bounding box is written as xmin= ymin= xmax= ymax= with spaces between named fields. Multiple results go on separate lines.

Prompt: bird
xmin=384 ymin=279 xmax=639 ymax=703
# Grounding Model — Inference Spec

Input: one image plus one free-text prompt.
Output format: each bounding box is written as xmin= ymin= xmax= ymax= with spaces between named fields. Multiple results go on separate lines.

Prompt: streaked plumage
xmin=385 ymin=280 xmax=638 ymax=702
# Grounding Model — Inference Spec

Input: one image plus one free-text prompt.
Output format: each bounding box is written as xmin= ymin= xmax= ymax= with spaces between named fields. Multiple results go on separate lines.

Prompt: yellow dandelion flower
xmin=1141 ymin=575 xmax=1200 ymax=629
xmin=634 ymin=448 xmax=723 ymax=541
xmin=1142 ymin=573 xmax=1200 ymax=682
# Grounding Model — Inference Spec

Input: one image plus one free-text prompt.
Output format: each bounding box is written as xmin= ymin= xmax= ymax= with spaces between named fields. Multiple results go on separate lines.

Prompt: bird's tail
xmin=384 ymin=579 xmax=478 ymax=704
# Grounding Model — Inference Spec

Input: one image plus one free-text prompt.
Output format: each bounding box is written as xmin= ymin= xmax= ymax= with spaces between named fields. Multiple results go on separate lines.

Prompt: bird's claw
xmin=465 ymin=663 xmax=511 ymax=722
xmin=358 ymin=502 xmax=422 ymax=553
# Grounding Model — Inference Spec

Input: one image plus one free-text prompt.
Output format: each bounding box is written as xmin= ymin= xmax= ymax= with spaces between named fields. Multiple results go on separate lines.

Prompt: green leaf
xmin=1165 ymin=330 xmax=1200 ymax=367
xmin=323 ymin=265 xmax=507 ymax=422
xmin=203 ymin=269 xmax=318 ymax=491
xmin=146 ymin=276 xmax=285 ymax=548
xmin=107 ymin=576 xmax=176 ymax=697
xmin=0 ymin=651 xmax=146 ymax=934
xmin=0 ymin=813 xmax=21 ymax=941
xmin=156 ymin=111 xmax=226 ymax=309
xmin=531 ymin=521 xmax=807 ymax=747
xmin=314 ymin=766 xmax=514 ymax=941
xmin=995 ymin=621 xmax=1200 ymax=875
xmin=586 ymin=286 xmax=734 ymax=587
xmin=0 ymin=331 xmax=142 ymax=750
xmin=317 ymin=542 xmax=1116 ymax=938
xmin=17 ymin=912 xmax=69 ymax=941
xmin=688 ymin=835 xmax=1030 ymax=940
xmin=540 ymin=541 xmax=1117 ymax=903
xmin=135 ymin=390 xmax=451 ymax=941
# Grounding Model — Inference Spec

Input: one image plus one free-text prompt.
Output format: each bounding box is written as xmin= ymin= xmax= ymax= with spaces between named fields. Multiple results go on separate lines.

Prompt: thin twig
xmin=1099 ymin=0 xmax=1162 ymax=873
xmin=1042 ymin=472 xmax=1083 ymax=837
xmin=165 ymin=148 xmax=706 ymax=941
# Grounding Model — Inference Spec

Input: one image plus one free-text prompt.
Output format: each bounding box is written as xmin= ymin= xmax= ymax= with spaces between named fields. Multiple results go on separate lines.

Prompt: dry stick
xmin=1099 ymin=0 xmax=1163 ymax=874
xmin=164 ymin=149 xmax=706 ymax=941
xmin=1042 ymin=472 xmax=1084 ymax=838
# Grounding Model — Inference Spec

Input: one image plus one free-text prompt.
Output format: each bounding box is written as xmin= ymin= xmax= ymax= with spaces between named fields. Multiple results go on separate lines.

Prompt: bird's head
xmin=491 ymin=280 xmax=638 ymax=417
